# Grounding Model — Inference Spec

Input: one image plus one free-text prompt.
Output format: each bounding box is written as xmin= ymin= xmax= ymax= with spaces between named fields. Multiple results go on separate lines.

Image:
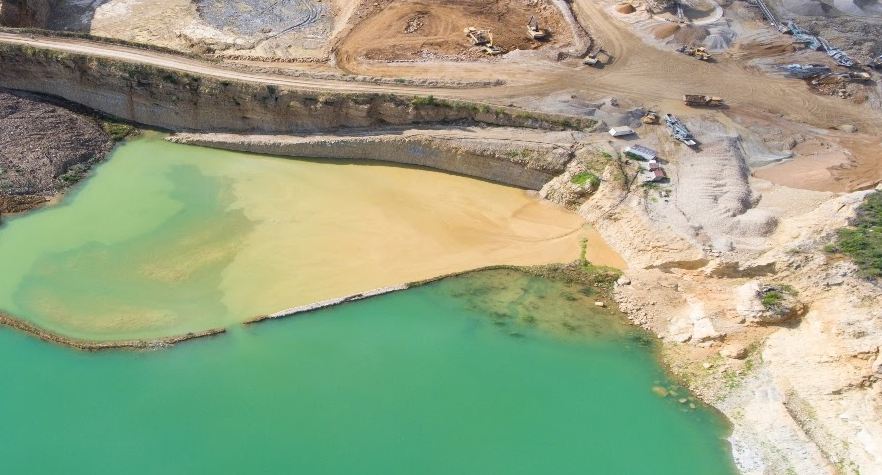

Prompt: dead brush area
xmin=337 ymin=0 xmax=573 ymax=63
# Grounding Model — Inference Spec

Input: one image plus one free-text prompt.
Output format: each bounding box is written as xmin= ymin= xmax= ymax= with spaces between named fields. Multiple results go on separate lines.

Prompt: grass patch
xmin=577 ymin=238 xmax=621 ymax=288
xmin=826 ymin=191 xmax=882 ymax=279
xmin=760 ymin=290 xmax=783 ymax=308
xmin=570 ymin=171 xmax=600 ymax=189
xmin=101 ymin=121 xmax=137 ymax=142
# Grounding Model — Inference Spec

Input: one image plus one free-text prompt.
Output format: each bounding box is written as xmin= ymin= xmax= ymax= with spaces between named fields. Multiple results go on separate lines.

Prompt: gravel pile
xmin=0 ymin=90 xmax=112 ymax=212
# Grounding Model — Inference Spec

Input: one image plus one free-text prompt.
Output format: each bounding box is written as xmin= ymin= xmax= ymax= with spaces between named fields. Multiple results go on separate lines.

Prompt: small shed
xmin=623 ymin=145 xmax=658 ymax=161
xmin=609 ymin=126 xmax=635 ymax=137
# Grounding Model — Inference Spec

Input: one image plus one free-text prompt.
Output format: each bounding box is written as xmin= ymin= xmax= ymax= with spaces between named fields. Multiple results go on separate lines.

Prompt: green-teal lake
xmin=0 ymin=269 xmax=735 ymax=474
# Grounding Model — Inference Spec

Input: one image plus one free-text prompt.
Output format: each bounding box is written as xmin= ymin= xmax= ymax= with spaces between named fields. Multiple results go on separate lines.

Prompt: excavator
xmin=464 ymin=27 xmax=504 ymax=55
xmin=527 ymin=16 xmax=547 ymax=40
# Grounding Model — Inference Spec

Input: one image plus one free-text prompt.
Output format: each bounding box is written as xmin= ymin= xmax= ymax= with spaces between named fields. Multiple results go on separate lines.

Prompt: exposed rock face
xmin=0 ymin=0 xmax=54 ymax=27
xmin=736 ymin=280 xmax=807 ymax=325
xmin=0 ymin=43 xmax=594 ymax=135
xmin=168 ymin=130 xmax=572 ymax=189
xmin=0 ymin=89 xmax=112 ymax=213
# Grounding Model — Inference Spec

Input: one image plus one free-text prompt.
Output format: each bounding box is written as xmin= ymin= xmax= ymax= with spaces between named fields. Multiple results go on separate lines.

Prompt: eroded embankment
xmin=0 ymin=310 xmax=226 ymax=350
xmin=0 ymin=263 xmax=620 ymax=351
xmin=0 ymin=42 xmax=594 ymax=134
xmin=169 ymin=129 xmax=574 ymax=189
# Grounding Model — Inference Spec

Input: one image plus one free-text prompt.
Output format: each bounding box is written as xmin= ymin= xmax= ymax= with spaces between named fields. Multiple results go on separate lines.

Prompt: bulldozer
xmin=464 ymin=27 xmax=491 ymax=46
xmin=465 ymin=27 xmax=504 ymax=55
xmin=527 ymin=16 xmax=547 ymax=40
xmin=683 ymin=94 xmax=724 ymax=107
xmin=676 ymin=45 xmax=711 ymax=61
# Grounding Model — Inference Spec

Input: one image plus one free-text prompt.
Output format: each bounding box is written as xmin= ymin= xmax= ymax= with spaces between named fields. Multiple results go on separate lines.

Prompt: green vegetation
xmin=571 ymin=171 xmax=600 ymax=189
xmin=576 ymin=238 xmax=621 ymax=289
xmin=101 ymin=121 xmax=137 ymax=142
xmin=760 ymin=290 xmax=783 ymax=309
xmin=410 ymin=95 xmax=440 ymax=107
xmin=826 ymin=191 xmax=882 ymax=279
xmin=57 ymin=163 xmax=89 ymax=187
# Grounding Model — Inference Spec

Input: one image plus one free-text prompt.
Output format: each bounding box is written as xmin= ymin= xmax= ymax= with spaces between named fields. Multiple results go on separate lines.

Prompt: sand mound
xmin=653 ymin=23 xmax=680 ymax=39
xmin=672 ymin=25 xmax=709 ymax=44
xmin=674 ymin=131 xmax=777 ymax=247
xmin=616 ymin=3 xmax=637 ymax=14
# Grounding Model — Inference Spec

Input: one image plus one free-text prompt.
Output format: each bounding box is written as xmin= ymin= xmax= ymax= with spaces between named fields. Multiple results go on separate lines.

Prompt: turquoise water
xmin=0 ymin=270 xmax=735 ymax=474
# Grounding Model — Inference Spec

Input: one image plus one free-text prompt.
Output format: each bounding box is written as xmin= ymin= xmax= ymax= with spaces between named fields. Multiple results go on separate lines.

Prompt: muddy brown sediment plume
xmin=0 ymin=89 xmax=112 ymax=213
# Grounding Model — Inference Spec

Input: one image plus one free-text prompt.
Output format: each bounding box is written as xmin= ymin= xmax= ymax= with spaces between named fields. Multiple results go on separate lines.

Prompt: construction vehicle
xmin=664 ymin=114 xmax=697 ymax=147
xmin=527 ymin=16 xmax=547 ymax=40
xmin=482 ymin=33 xmax=505 ymax=55
xmin=464 ymin=27 xmax=491 ymax=46
xmin=683 ymin=94 xmax=724 ymax=107
xmin=583 ymin=47 xmax=609 ymax=66
xmin=782 ymin=63 xmax=831 ymax=79
xmin=641 ymin=111 xmax=660 ymax=124
xmin=846 ymin=71 xmax=871 ymax=81
xmin=676 ymin=45 xmax=711 ymax=61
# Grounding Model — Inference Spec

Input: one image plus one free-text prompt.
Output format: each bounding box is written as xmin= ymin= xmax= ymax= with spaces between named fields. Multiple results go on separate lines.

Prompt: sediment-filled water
xmin=0 ymin=270 xmax=735 ymax=474
xmin=0 ymin=134 xmax=622 ymax=341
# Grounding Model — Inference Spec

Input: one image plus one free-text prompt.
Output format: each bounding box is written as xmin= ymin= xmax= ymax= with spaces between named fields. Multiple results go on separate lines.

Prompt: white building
xmin=608 ymin=126 xmax=635 ymax=137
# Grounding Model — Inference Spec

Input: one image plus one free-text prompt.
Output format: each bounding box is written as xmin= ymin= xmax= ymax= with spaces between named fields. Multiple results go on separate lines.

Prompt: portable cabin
xmin=623 ymin=145 xmax=658 ymax=161
xmin=609 ymin=126 xmax=635 ymax=137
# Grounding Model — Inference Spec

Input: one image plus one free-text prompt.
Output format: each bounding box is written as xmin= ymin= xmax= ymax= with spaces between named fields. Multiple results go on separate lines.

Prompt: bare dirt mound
xmin=672 ymin=25 xmax=709 ymax=44
xmin=616 ymin=3 xmax=636 ymax=14
xmin=0 ymin=90 xmax=113 ymax=213
xmin=336 ymin=0 xmax=573 ymax=66
xmin=652 ymin=23 xmax=680 ymax=39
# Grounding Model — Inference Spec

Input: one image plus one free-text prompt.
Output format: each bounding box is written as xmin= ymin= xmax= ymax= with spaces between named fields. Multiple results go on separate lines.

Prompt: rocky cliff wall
xmin=168 ymin=131 xmax=573 ymax=189
xmin=0 ymin=43 xmax=595 ymax=134
xmin=0 ymin=0 xmax=54 ymax=27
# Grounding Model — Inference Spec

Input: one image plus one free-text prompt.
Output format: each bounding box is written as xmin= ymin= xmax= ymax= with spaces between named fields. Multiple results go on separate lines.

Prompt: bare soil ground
xmin=336 ymin=0 xmax=573 ymax=66
xmin=0 ymin=89 xmax=112 ymax=214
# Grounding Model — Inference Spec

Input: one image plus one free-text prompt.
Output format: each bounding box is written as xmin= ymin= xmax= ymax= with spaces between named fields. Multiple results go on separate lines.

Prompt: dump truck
xmin=683 ymin=94 xmax=724 ymax=107
xmin=527 ymin=16 xmax=547 ymax=40
xmin=665 ymin=114 xmax=697 ymax=147
xmin=583 ymin=47 xmax=609 ymax=66
xmin=677 ymin=45 xmax=711 ymax=61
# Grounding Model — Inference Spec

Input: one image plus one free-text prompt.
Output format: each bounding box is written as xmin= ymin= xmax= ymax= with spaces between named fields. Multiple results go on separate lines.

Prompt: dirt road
xmin=1 ymin=0 xmax=880 ymax=134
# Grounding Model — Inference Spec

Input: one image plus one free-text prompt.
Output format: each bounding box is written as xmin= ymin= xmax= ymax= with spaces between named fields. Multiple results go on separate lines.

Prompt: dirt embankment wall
xmin=169 ymin=131 xmax=572 ymax=189
xmin=0 ymin=43 xmax=595 ymax=134
xmin=0 ymin=0 xmax=54 ymax=28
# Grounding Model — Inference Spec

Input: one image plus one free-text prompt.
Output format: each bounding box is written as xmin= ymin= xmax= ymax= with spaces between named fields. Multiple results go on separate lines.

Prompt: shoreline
xmin=0 ymin=263 xmax=619 ymax=351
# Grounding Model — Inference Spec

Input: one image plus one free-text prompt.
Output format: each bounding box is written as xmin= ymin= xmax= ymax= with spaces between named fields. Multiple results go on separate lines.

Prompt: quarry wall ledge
xmin=0 ymin=42 xmax=596 ymax=134
xmin=168 ymin=130 xmax=574 ymax=190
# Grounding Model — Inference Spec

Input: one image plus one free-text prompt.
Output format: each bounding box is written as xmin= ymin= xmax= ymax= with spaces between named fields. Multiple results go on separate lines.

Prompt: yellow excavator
xmin=464 ymin=27 xmax=504 ymax=55
xmin=527 ymin=16 xmax=547 ymax=40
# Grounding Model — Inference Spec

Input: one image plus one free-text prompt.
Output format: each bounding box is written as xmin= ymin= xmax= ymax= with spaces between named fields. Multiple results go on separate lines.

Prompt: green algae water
xmin=0 ymin=270 xmax=735 ymax=474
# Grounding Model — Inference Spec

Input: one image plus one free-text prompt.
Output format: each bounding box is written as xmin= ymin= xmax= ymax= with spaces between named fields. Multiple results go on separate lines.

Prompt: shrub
xmin=827 ymin=191 xmax=882 ymax=279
